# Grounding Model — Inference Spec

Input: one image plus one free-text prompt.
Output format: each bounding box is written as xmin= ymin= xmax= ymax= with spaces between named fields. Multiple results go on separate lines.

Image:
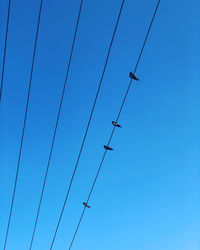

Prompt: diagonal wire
xmin=3 ymin=0 xmax=44 ymax=249
xmin=68 ymin=0 xmax=161 ymax=248
xmin=0 ymin=0 xmax=11 ymax=103
xmin=49 ymin=1 xmax=125 ymax=249
xmin=28 ymin=1 xmax=84 ymax=249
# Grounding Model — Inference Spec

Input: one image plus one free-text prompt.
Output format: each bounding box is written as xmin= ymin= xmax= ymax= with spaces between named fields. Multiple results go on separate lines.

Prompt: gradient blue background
xmin=0 ymin=0 xmax=199 ymax=249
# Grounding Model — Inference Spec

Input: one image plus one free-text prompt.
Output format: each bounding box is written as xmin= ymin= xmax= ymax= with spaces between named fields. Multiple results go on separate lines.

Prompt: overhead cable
xmin=48 ymin=1 xmax=125 ymax=249
xmin=0 ymin=0 xmax=11 ymax=103
xmin=69 ymin=0 xmax=161 ymax=248
xmin=3 ymin=0 xmax=44 ymax=249
xmin=29 ymin=1 xmax=84 ymax=249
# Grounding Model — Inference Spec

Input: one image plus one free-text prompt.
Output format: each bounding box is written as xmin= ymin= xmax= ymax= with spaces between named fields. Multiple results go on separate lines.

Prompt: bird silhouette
xmin=112 ymin=121 xmax=122 ymax=128
xmin=104 ymin=145 xmax=113 ymax=151
xmin=129 ymin=72 xmax=139 ymax=81
xmin=83 ymin=202 xmax=91 ymax=208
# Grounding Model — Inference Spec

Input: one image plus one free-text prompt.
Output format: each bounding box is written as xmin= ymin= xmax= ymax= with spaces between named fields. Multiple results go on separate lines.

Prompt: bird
xmin=129 ymin=72 xmax=139 ymax=81
xmin=112 ymin=121 xmax=121 ymax=128
xmin=104 ymin=145 xmax=113 ymax=151
xmin=83 ymin=202 xmax=91 ymax=208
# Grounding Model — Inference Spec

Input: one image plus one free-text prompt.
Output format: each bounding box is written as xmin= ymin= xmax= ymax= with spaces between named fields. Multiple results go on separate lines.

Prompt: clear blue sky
xmin=0 ymin=0 xmax=199 ymax=249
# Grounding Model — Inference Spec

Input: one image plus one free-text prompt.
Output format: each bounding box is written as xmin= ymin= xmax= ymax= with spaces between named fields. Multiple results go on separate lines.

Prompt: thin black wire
xmin=69 ymin=126 xmax=117 ymax=249
xmin=69 ymin=0 xmax=161 ymax=248
xmin=49 ymin=1 xmax=125 ymax=249
xmin=3 ymin=1 xmax=44 ymax=249
xmin=28 ymin=1 xmax=84 ymax=249
xmin=0 ymin=0 xmax=11 ymax=103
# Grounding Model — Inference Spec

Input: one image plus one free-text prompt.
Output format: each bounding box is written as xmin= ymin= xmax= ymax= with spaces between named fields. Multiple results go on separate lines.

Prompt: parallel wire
xmin=3 ymin=0 xmax=44 ymax=249
xmin=69 ymin=0 xmax=161 ymax=248
xmin=29 ymin=1 xmax=84 ymax=249
xmin=49 ymin=1 xmax=125 ymax=248
xmin=0 ymin=0 xmax=11 ymax=103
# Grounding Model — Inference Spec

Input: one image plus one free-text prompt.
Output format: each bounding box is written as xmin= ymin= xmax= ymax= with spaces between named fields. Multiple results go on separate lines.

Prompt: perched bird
xmin=129 ymin=72 xmax=139 ymax=81
xmin=104 ymin=145 xmax=113 ymax=151
xmin=83 ymin=202 xmax=91 ymax=208
xmin=112 ymin=121 xmax=122 ymax=128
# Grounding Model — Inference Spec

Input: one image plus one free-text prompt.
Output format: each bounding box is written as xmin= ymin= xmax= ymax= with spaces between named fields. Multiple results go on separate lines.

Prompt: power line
xmin=3 ymin=0 xmax=44 ymax=249
xmin=48 ymin=1 xmax=125 ymax=249
xmin=68 ymin=0 xmax=161 ymax=248
xmin=0 ymin=0 xmax=11 ymax=103
xmin=28 ymin=1 xmax=84 ymax=249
